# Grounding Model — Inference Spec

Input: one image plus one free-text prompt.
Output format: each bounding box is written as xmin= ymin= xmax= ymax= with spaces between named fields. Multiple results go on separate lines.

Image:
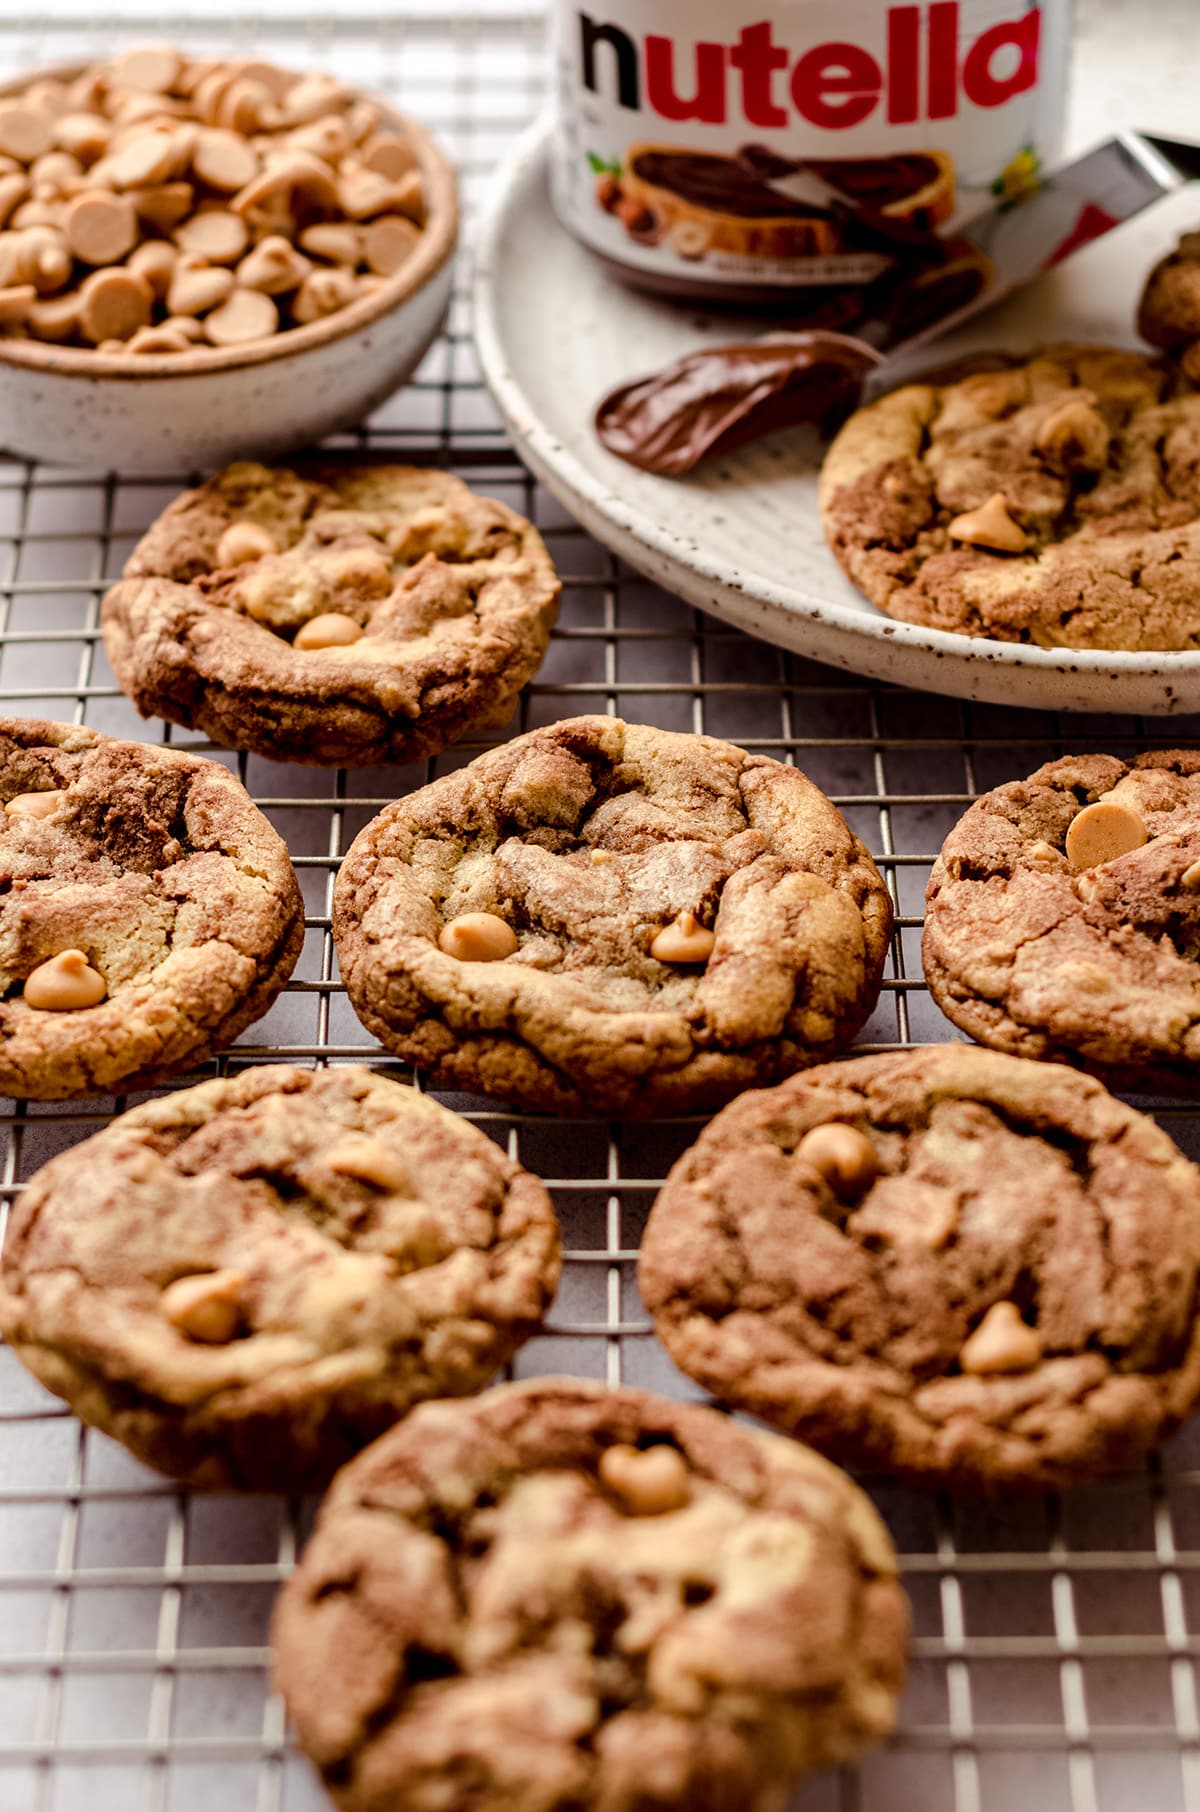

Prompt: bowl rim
xmin=0 ymin=58 xmax=459 ymax=381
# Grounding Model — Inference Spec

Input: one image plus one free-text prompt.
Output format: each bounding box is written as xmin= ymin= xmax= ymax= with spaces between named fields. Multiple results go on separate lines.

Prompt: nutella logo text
xmin=578 ymin=4 xmax=1042 ymax=130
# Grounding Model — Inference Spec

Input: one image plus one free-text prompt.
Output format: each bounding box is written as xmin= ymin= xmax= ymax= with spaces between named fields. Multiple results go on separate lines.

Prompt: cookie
xmin=272 ymin=1378 xmax=907 ymax=1812
xmin=101 ymin=460 xmax=561 ymax=767
xmin=0 ymin=716 xmax=303 ymax=1099
xmin=331 ymin=715 xmax=894 ymax=1116
xmin=924 ymin=750 xmax=1200 ymax=1093
xmin=1138 ymin=229 xmax=1200 ymax=383
xmin=640 ymin=1047 xmax=1200 ymax=1490
xmin=819 ymin=343 xmax=1200 ymax=649
xmin=0 ymin=1065 xmax=561 ymax=1490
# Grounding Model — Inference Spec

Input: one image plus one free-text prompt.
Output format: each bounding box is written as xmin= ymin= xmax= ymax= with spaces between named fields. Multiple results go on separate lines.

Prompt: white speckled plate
xmin=473 ymin=120 xmax=1200 ymax=716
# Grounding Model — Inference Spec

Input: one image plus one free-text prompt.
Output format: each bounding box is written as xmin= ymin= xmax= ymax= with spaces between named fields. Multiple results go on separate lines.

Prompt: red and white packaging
xmin=548 ymin=1 xmax=1074 ymax=301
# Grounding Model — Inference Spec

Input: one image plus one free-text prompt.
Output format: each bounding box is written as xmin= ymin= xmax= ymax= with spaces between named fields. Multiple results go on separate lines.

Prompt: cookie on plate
xmin=332 ymin=715 xmax=894 ymax=1116
xmin=101 ymin=461 xmax=561 ymax=766
xmin=924 ymin=750 xmax=1200 ymax=1093
xmin=272 ymin=1378 xmax=908 ymax=1812
xmin=1138 ymin=228 xmax=1200 ymax=381
xmin=819 ymin=344 xmax=1200 ymax=649
xmin=0 ymin=1065 xmax=561 ymax=1490
xmin=0 ymin=717 xmax=303 ymax=1099
xmin=640 ymin=1047 xmax=1200 ymax=1490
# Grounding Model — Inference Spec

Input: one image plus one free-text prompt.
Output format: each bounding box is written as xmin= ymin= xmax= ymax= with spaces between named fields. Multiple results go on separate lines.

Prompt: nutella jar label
xmin=548 ymin=1 xmax=1072 ymax=299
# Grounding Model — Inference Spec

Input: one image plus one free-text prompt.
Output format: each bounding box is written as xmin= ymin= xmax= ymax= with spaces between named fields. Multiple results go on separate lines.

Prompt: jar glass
xmin=548 ymin=0 xmax=1074 ymax=308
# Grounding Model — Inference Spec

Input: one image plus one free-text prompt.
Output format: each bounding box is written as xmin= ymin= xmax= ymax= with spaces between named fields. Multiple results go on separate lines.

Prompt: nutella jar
xmin=549 ymin=1 xmax=1073 ymax=311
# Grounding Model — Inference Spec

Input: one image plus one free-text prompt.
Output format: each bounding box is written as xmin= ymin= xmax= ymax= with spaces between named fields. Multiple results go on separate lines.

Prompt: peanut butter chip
xmin=161 ymin=1269 xmax=245 ymax=1344
xmin=129 ymin=181 xmax=194 ymax=231
xmin=599 ymin=1444 xmax=691 ymax=1516
xmin=360 ymin=134 xmax=418 ymax=180
xmin=23 ymin=950 xmax=107 ymax=1011
xmin=112 ymin=46 xmax=183 ymax=94
xmin=326 ymin=1135 xmax=408 ymax=1192
xmin=1065 ymin=799 xmax=1147 ymax=871
xmin=236 ymin=234 xmax=310 ymax=294
xmin=1036 ymin=396 xmax=1112 ymax=473
xmin=64 ymin=190 xmax=138 ymax=266
xmin=1182 ymin=859 xmax=1200 ymax=892
xmin=796 ymin=1123 xmax=881 ymax=1199
xmin=438 ymin=912 xmax=518 ymax=962
xmin=362 ymin=213 xmax=421 ymax=277
xmin=166 ymin=256 xmax=234 ymax=317
xmin=947 ymin=492 xmax=1029 ymax=554
xmin=174 ymin=209 xmax=248 ymax=264
xmin=192 ymin=127 xmax=259 ymax=193
xmin=127 ymin=238 xmax=177 ymax=296
xmin=55 ymin=113 xmax=109 ymax=165
xmin=204 ymin=286 xmax=278 ymax=345
xmin=105 ymin=130 xmax=187 ymax=192
xmin=0 ymin=283 xmax=34 ymax=323
xmin=0 ymin=105 xmax=53 ymax=164
xmin=217 ymin=521 xmax=277 ymax=566
xmin=293 ymin=611 xmax=363 ymax=651
xmin=5 ymin=790 xmax=65 ymax=819
xmin=299 ymin=221 xmax=360 ymax=265
xmin=650 ymin=910 xmax=715 ymax=965
xmin=78 ymin=266 xmax=153 ymax=344
xmin=960 ymin=1301 xmax=1042 ymax=1375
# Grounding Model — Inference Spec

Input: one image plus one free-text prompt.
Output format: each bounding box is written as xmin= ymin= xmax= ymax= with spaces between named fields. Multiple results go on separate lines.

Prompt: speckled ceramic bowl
xmin=0 ymin=65 xmax=458 ymax=470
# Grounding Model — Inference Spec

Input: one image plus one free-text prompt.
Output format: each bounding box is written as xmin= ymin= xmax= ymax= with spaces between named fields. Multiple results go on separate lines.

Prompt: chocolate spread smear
xmin=594 ymin=331 xmax=882 ymax=478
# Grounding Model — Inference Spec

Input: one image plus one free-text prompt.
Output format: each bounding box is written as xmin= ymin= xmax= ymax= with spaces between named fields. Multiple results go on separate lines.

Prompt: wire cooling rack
xmin=4 ymin=4 xmax=1200 ymax=1811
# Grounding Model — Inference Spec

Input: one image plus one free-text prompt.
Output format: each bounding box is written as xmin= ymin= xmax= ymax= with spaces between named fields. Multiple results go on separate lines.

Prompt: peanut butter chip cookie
xmin=0 ymin=1066 xmax=561 ymax=1489
xmin=0 ymin=717 xmax=303 ymax=1099
xmin=819 ymin=344 xmax=1200 ymax=650
xmin=101 ymin=461 xmax=561 ymax=766
xmin=331 ymin=716 xmax=893 ymax=1116
xmin=924 ymin=751 xmax=1200 ymax=1092
xmin=640 ymin=1048 xmax=1200 ymax=1491
xmin=272 ymin=1379 xmax=908 ymax=1812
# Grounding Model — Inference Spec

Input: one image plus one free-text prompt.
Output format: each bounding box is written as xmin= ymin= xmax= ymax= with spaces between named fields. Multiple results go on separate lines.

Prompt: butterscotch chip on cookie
xmin=331 ymin=716 xmax=894 ymax=1116
xmin=272 ymin=1378 xmax=908 ymax=1811
xmin=0 ymin=1066 xmax=561 ymax=1489
xmin=0 ymin=716 xmax=303 ymax=1099
xmin=640 ymin=1048 xmax=1200 ymax=1491
xmin=924 ymin=751 xmax=1200 ymax=1092
xmin=101 ymin=461 xmax=561 ymax=766
xmin=819 ymin=344 xmax=1200 ymax=649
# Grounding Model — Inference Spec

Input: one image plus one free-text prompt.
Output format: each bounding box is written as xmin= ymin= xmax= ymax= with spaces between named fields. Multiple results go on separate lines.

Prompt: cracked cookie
xmin=272 ymin=1377 xmax=908 ymax=1812
xmin=924 ymin=751 xmax=1200 ymax=1093
xmin=101 ymin=460 xmax=561 ymax=766
xmin=331 ymin=716 xmax=894 ymax=1116
xmin=640 ymin=1047 xmax=1200 ymax=1490
xmin=0 ymin=1065 xmax=561 ymax=1489
xmin=819 ymin=343 xmax=1200 ymax=649
xmin=0 ymin=717 xmax=303 ymax=1099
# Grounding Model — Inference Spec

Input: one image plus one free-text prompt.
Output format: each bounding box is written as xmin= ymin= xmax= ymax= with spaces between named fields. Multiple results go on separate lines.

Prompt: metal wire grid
xmin=0 ymin=6 xmax=1199 ymax=1812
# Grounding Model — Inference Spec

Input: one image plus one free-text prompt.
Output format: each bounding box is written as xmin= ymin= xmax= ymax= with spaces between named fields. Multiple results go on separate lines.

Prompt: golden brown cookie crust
xmin=640 ymin=1047 xmax=1200 ymax=1491
xmin=0 ymin=1065 xmax=562 ymax=1490
xmin=819 ymin=344 xmax=1200 ymax=650
xmin=331 ymin=715 xmax=894 ymax=1116
xmin=924 ymin=750 xmax=1200 ymax=1092
xmin=272 ymin=1378 xmax=908 ymax=1812
xmin=0 ymin=716 xmax=303 ymax=1099
xmin=101 ymin=461 xmax=561 ymax=766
